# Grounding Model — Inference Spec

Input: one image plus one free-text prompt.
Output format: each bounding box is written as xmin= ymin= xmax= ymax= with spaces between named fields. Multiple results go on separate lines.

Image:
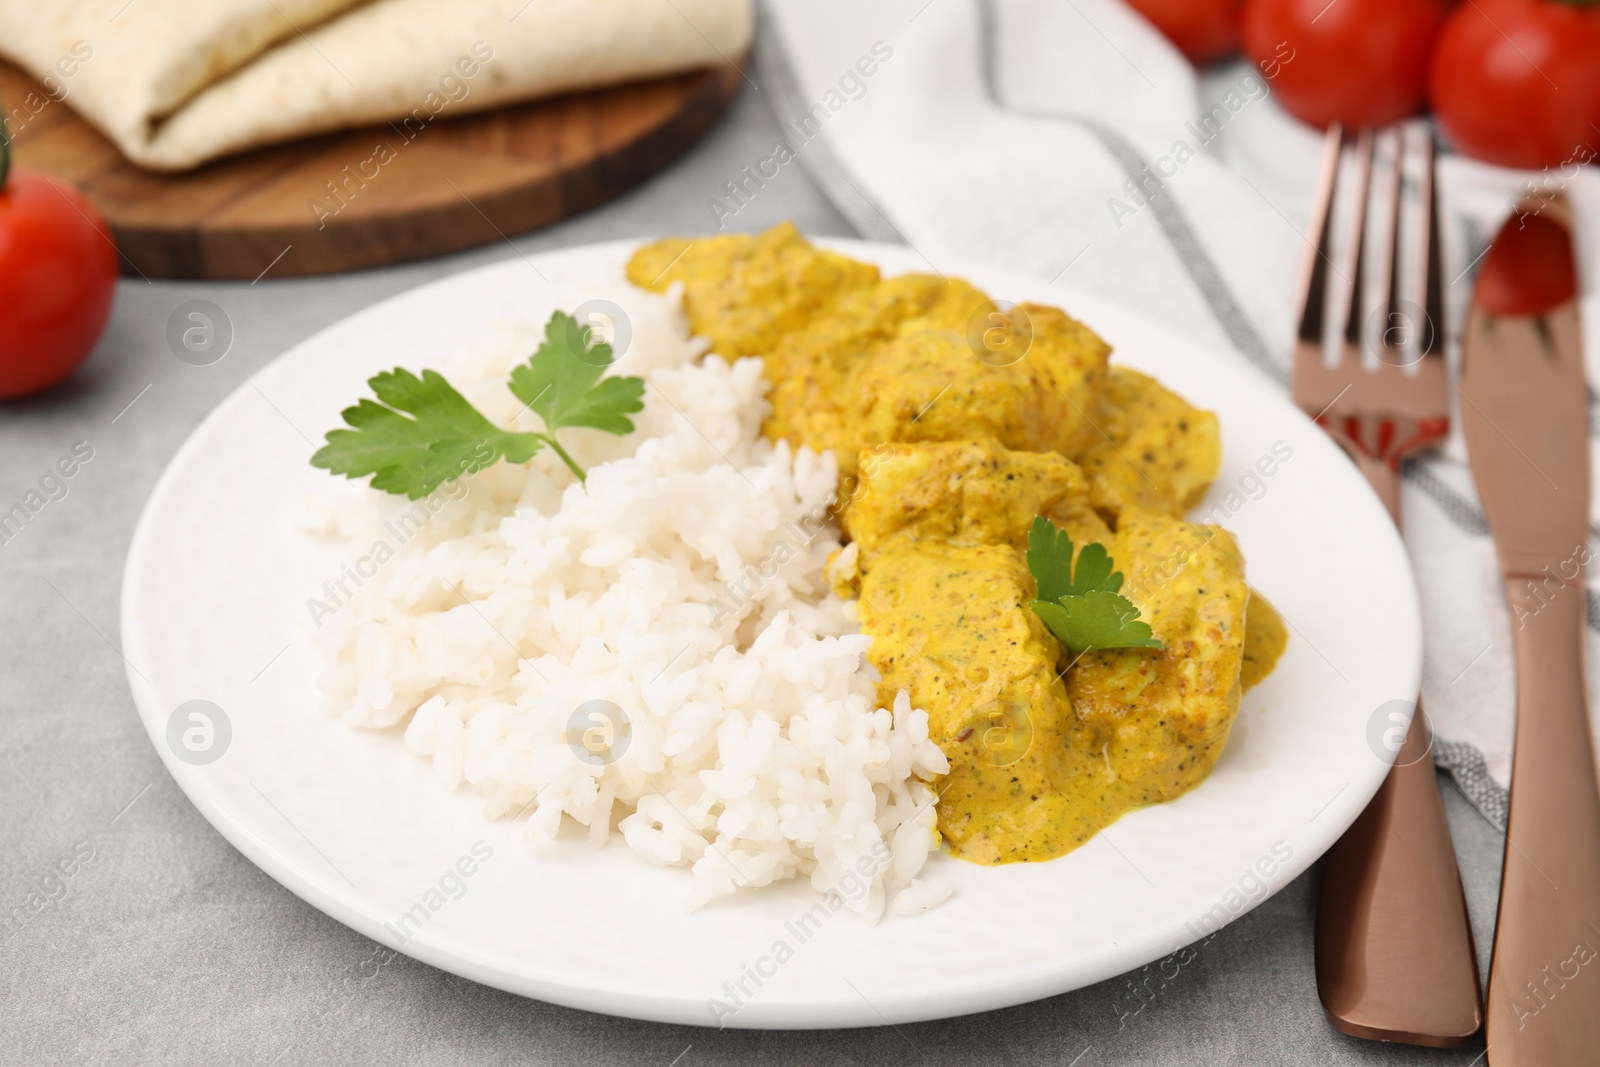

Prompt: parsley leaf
xmin=312 ymin=310 xmax=647 ymax=496
xmin=1025 ymin=516 xmax=1164 ymax=654
xmin=1066 ymin=542 xmax=1117 ymax=597
xmin=1027 ymin=517 xmax=1121 ymax=600
xmin=1026 ymin=517 xmax=1077 ymax=603
xmin=311 ymin=368 xmax=543 ymax=500
xmin=1030 ymin=591 xmax=1164 ymax=654
xmin=510 ymin=311 xmax=646 ymax=437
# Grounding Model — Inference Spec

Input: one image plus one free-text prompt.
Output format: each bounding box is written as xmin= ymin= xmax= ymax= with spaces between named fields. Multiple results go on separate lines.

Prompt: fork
xmin=1290 ymin=123 xmax=1483 ymax=1046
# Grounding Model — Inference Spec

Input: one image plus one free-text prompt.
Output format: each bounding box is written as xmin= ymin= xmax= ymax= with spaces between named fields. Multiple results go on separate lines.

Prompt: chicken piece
xmin=1075 ymin=368 xmax=1220 ymax=521
xmin=1064 ymin=511 xmax=1248 ymax=805
xmin=626 ymin=222 xmax=879 ymax=359
xmin=1240 ymin=589 xmax=1288 ymax=691
xmin=845 ymin=303 xmax=1110 ymax=471
xmin=1016 ymin=302 xmax=1114 ymax=458
xmin=761 ymin=273 xmax=992 ymax=461
xmin=848 ymin=332 xmax=1060 ymax=467
xmin=857 ymin=542 xmax=1108 ymax=863
xmin=848 ymin=439 xmax=1088 ymax=552
xmin=1042 ymin=495 xmax=1115 ymax=552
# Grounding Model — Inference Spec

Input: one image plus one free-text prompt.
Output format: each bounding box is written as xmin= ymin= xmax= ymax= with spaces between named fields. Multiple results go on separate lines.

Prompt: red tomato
xmin=1125 ymin=0 xmax=1242 ymax=64
xmin=1242 ymin=0 xmax=1446 ymax=128
xmin=0 ymin=142 xmax=119 ymax=399
xmin=1475 ymin=211 xmax=1577 ymax=317
xmin=1430 ymin=0 xmax=1600 ymax=171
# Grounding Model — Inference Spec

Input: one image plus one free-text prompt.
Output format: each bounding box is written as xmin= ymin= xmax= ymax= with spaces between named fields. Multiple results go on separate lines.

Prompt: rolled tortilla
xmin=0 ymin=0 xmax=753 ymax=171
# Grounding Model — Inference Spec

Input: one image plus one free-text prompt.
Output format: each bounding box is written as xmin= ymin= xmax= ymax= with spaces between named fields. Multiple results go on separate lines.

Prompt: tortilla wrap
xmin=0 ymin=0 xmax=752 ymax=170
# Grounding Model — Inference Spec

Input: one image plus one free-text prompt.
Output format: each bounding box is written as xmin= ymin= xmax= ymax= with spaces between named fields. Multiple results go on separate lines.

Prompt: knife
xmin=1459 ymin=191 xmax=1600 ymax=1065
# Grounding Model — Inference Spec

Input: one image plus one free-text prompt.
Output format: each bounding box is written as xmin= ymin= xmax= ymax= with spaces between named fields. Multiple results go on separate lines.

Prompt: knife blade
xmin=1458 ymin=191 xmax=1600 ymax=1066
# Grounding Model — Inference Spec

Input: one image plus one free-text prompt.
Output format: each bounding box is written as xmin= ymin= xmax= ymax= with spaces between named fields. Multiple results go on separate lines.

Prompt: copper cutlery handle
xmin=1348 ymin=450 xmax=1402 ymax=522
xmin=1314 ymin=454 xmax=1482 ymax=1046
xmin=1486 ymin=575 xmax=1600 ymax=1063
xmin=1317 ymin=705 xmax=1483 ymax=1044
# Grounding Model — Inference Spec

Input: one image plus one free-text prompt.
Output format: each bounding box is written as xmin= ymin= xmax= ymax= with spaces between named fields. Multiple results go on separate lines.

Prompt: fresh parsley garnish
xmin=510 ymin=312 xmax=646 ymax=434
xmin=311 ymin=311 xmax=644 ymax=498
xmin=310 ymin=368 xmax=542 ymax=499
xmin=1025 ymin=516 xmax=1164 ymax=654
xmin=509 ymin=311 xmax=646 ymax=473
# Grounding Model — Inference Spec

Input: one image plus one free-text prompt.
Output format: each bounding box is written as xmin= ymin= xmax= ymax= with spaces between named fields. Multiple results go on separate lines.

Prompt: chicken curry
xmin=628 ymin=223 xmax=1287 ymax=865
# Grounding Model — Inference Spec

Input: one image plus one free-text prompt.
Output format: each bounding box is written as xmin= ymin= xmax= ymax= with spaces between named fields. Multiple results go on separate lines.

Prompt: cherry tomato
xmin=0 ymin=133 xmax=119 ymax=399
xmin=1124 ymin=0 xmax=1242 ymax=64
xmin=1242 ymin=0 xmax=1446 ymax=129
xmin=1430 ymin=0 xmax=1600 ymax=171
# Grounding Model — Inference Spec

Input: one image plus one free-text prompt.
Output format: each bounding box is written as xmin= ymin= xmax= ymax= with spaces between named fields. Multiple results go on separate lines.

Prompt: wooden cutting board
xmin=0 ymin=60 xmax=743 ymax=280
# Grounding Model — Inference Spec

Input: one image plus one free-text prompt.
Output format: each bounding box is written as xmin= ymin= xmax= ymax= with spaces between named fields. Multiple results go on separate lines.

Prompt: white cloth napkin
xmin=760 ymin=0 xmax=1600 ymax=827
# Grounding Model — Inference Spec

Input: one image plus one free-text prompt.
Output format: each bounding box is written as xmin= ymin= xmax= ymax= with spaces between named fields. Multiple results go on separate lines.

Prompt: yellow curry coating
xmin=856 ymin=543 xmax=1094 ymax=863
xmin=762 ymin=273 xmax=993 ymax=464
xmin=628 ymin=224 xmax=1110 ymax=479
xmin=625 ymin=222 xmax=878 ymax=359
xmin=1076 ymin=368 xmax=1222 ymax=520
xmin=848 ymin=440 xmax=1087 ymax=553
xmin=627 ymin=224 xmax=1282 ymax=866
xmin=844 ymin=437 xmax=1111 ymax=571
xmin=848 ymin=310 xmax=1106 ymax=476
xmin=849 ymin=449 xmax=1253 ymax=860
xmin=1241 ymin=592 xmax=1289 ymax=691
xmin=1020 ymin=303 xmax=1119 ymax=460
xmin=1066 ymin=513 xmax=1249 ymax=805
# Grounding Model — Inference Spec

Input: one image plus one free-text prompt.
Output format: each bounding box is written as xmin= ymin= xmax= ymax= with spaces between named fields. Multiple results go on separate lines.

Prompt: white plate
xmin=121 ymin=239 xmax=1419 ymax=1029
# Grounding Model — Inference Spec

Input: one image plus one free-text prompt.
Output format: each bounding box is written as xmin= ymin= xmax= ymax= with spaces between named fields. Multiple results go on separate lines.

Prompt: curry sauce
xmin=628 ymin=223 xmax=1287 ymax=865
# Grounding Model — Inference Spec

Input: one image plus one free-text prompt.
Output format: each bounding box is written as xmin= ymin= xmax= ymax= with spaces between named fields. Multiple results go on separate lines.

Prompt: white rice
xmin=302 ymin=274 xmax=951 ymax=919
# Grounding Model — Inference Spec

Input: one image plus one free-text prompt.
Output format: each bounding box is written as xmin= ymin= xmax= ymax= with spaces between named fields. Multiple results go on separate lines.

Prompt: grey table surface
xmin=1 ymin=49 xmax=1504 ymax=1067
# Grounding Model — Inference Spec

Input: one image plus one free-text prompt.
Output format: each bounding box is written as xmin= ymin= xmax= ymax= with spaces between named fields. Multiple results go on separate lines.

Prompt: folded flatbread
xmin=0 ymin=0 xmax=752 ymax=170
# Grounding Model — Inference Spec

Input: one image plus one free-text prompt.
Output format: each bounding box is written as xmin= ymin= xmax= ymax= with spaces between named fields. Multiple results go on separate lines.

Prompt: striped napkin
xmin=759 ymin=0 xmax=1600 ymax=828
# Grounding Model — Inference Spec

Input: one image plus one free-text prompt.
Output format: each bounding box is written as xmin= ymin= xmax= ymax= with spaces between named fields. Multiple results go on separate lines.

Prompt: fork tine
xmin=1417 ymin=127 xmax=1442 ymax=359
xmin=1341 ymin=127 xmax=1375 ymax=354
xmin=1295 ymin=124 xmax=1345 ymax=349
xmin=1378 ymin=129 xmax=1406 ymax=365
